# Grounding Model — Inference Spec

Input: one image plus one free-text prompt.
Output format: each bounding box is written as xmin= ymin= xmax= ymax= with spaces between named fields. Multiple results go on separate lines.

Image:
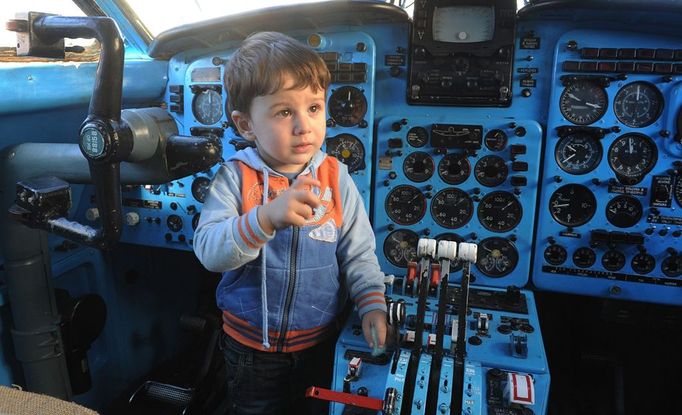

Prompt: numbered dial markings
xmin=191 ymin=176 xmax=211 ymax=203
xmin=477 ymin=191 xmax=522 ymax=232
xmin=555 ymin=133 xmax=602 ymax=175
xmin=383 ymin=229 xmax=419 ymax=268
xmin=328 ymin=86 xmax=367 ymax=127
xmin=559 ymin=80 xmax=608 ymax=125
xmin=572 ymin=247 xmax=596 ymax=268
xmin=631 ymin=253 xmax=656 ymax=275
xmin=485 ymin=129 xmax=508 ymax=151
xmin=549 ymin=184 xmax=596 ymax=227
xmin=613 ymin=82 xmax=663 ymax=128
xmin=403 ymin=152 xmax=435 ymax=182
xmin=407 ymin=126 xmax=428 ymax=147
xmin=326 ymin=134 xmax=365 ymax=173
xmin=605 ymin=195 xmax=642 ymax=228
xmin=608 ymin=133 xmax=657 ymax=184
xmin=438 ymin=153 xmax=471 ymax=185
xmin=192 ymin=89 xmax=223 ymax=125
xmin=474 ymin=155 xmax=508 ymax=187
xmin=431 ymin=188 xmax=473 ymax=229
xmin=544 ymin=244 xmax=567 ymax=265
xmin=602 ymin=250 xmax=626 ymax=271
xmin=385 ymin=185 xmax=427 ymax=225
xmin=476 ymin=237 xmax=518 ymax=278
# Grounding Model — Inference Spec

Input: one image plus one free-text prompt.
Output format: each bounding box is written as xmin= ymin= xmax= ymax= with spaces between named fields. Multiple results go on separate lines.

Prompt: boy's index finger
xmin=291 ymin=175 xmax=321 ymax=189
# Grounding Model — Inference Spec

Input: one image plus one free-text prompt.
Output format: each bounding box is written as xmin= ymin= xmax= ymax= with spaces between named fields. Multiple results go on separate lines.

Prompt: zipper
xmin=277 ymin=226 xmax=299 ymax=352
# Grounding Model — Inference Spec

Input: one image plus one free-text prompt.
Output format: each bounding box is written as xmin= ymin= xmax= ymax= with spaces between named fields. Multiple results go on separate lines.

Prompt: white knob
xmin=125 ymin=212 xmax=140 ymax=226
xmin=417 ymin=238 xmax=437 ymax=258
xmin=85 ymin=208 xmax=99 ymax=221
xmin=437 ymin=240 xmax=457 ymax=260
xmin=458 ymin=242 xmax=478 ymax=263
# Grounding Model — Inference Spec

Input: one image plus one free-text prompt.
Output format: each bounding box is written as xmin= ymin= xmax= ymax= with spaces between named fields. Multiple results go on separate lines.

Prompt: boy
xmin=193 ymin=31 xmax=388 ymax=414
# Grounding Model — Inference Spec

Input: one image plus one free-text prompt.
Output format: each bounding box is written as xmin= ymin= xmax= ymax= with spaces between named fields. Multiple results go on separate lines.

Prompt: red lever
xmin=429 ymin=263 xmax=441 ymax=288
xmin=406 ymin=261 xmax=417 ymax=285
xmin=305 ymin=386 xmax=383 ymax=411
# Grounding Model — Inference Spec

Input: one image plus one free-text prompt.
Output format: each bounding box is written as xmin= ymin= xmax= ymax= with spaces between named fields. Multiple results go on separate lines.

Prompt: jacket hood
xmin=227 ymin=147 xmax=328 ymax=176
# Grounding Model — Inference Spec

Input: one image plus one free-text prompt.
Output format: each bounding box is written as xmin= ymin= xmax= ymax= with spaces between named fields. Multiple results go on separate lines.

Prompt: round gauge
xmin=554 ymin=133 xmax=603 ymax=175
xmin=192 ymin=213 xmax=201 ymax=231
xmin=191 ymin=177 xmax=211 ymax=203
xmin=403 ymin=152 xmax=435 ymax=182
xmin=438 ymin=153 xmax=471 ymax=185
xmin=607 ymin=133 xmax=657 ymax=184
xmin=385 ymin=185 xmax=427 ymax=225
xmin=328 ymin=86 xmax=367 ymax=127
xmin=549 ymin=184 xmax=597 ymax=227
xmin=326 ymin=134 xmax=365 ymax=173
xmin=605 ymin=195 xmax=642 ymax=228
xmin=167 ymin=214 xmax=183 ymax=232
xmin=431 ymin=188 xmax=473 ymax=229
xmin=474 ymin=155 xmax=508 ymax=187
xmin=485 ymin=129 xmax=508 ymax=152
xmin=572 ymin=247 xmax=596 ymax=268
xmin=383 ymin=229 xmax=419 ymax=268
xmin=602 ymin=250 xmax=626 ymax=271
xmin=476 ymin=237 xmax=518 ymax=278
xmin=613 ymin=81 xmax=663 ymax=128
xmin=661 ymin=255 xmax=682 ymax=278
xmin=477 ymin=191 xmax=522 ymax=233
xmin=559 ymin=80 xmax=608 ymax=125
xmin=192 ymin=89 xmax=223 ymax=125
xmin=435 ymin=233 xmax=464 ymax=271
xmin=407 ymin=126 xmax=428 ymax=148
xmin=544 ymin=244 xmax=567 ymax=265
xmin=631 ymin=252 xmax=655 ymax=275
xmin=675 ymin=178 xmax=682 ymax=208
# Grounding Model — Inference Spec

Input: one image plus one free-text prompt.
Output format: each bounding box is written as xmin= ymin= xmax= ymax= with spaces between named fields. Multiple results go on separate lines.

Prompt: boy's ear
xmin=231 ymin=110 xmax=256 ymax=141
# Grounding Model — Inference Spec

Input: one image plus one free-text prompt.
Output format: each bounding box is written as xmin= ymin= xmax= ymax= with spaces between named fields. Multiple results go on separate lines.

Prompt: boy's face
xmin=232 ymin=73 xmax=327 ymax=174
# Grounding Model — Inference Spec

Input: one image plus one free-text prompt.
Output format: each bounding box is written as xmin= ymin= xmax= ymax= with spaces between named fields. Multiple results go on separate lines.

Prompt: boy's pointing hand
xmin=258 ymin=176 xmax=322 ymax=233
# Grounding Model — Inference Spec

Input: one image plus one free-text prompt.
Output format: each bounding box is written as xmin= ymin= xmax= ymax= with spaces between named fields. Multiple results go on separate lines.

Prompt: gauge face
xmin=432 ymin=6 xmax=494 ymax=43
xmin=608 ymin=133 xmax=657 ymax=184
xmin=476 ymin=237 xmax=518 ymax=277
xmin=326 ymin=134 xmax=365 ymax=173
xmin=438 ymin=153 xmax=471 ymax=185
xmin=431 ymin=188 xmax=473 ymax=229
xmin=613 ymin=82 xmax=663 ymax=128
xmin=474 ymin=155 xmax=508 ymax=187
xmin=167 ymin=214 xmax=183 ymax=232
xmin=385 ymin=185 xmax=427 ymax=225
xmin=407 ymin=126 xmax=428 ymax=147
xmin=191 ymin=177 xmax=211 ymax=203
xmin=485 ymin=129 xmax=508 ymax=151
xmin=192 ymin=213 xmax=201 ymax=231
xmin=403 ymin=152 xmax=435 ymax=182
xmin=605 ymin=195 xmax=642 ymax=228
xmin=554 ymin=133 xmax=603 ymax=175
xmin=477 ymin=191 xmax=522 ymax=232
xmin=544 ymin=244 xmax=567 ymax=265
xmin=572 ymin=247 xmax=596 ymax=268
xmin=559 ymin=80 xmax=608 ymax=125
xmin=549 ymin=184 xmax=597 ymax=227
xmin=328 ymin=86 xmax=367 ymax=127
xmin=661 ymin=256 xmax=682 ymax=278
xmin=602 ymin=250 xmax=626 ymax=271
xmin=192 ymin=89 xmax=223 ymax=125
xmin=383 ymin=229 xmax=419 ymax=268
xmin=631 ymin=253 xmax=655 ymax=275
xmin=675 ymin=178 xmax=682 ymax=207
xmin=435 ymin=233 xmax=464 ymax=271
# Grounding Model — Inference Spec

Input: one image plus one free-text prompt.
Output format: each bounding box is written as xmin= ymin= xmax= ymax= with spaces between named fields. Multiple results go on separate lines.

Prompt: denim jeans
xmin=221 ymin=332 xmax=334 ymax=415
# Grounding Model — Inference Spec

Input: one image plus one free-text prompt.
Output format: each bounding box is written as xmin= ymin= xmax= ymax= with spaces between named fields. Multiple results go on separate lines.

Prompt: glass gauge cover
xmin=661 ymin=256 xmax=682 ymax=278
xmin=403 ymin=152 xmax=435 ymax=182
xmin=544 ymin=244 xmax=567 ymax=265
xmin=167 ymin=214 xmax=183 ymax=232
xmin=328 ymin=86 xmax=367 ymax=127
xmin=438 ymin=153 xmax=471 ymax=185
xmin=191 ymin=176 xmax=212 ymax=203
xmin=192 ymin=89 xmax=223 ymax=125
xmin=476 ymin=237 xmax=518 ymax=277
xmin=572 ymin=247 xmax=596 ymax=268
xmin=555 ymin=133 xmax=603 ymax=175
xmin=559 ymin=80 xmax=608 ymax=125
xmin=326 ymin=134 xmax=365 ymax=173
xmin=485 ymin=129 xmax=508 ymax=151
xmin=407 ymin=126 xmax=429 ymax=147
xmin=383 ymin=229 xmax=419 ymax=268
xmin=602 ymin=250 xmax=626 ymax=271
xmin=549 ymin=184 xmax=597 ymax=227
xmin=605 ymin=195 xmax=642 ymax=228
xmin=431 ymin=188 xmax=473 ymax=229
xmin=385 ymin=185 xmax=427 ymax=225
xmin=432 ymin=6 xmax=494 ymax=43
xmin=613 ymin=81 xmax=663 ymax=128
xmin=608 ymin=133 xmax=657 ymax=184
xmin=477 ymin=191 xmax=523 ymax=232
xmin=474 ymin=155 xmax=508 ymax=187
xmin=631 ymin=252 xmax=655 ymax=275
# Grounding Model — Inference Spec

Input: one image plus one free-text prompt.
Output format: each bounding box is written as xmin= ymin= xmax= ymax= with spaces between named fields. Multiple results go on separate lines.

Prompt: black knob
xmin=673 ymin=230 xmax=682 ymax=238
xmin=554 ymin=175 xmax=562 ymax=183
xmin=548 ymin=236 xmax=556 ymax=244
xmin=388 ymin=224 xmax=395 ymax=231
xmin=473 ymin=187 xmax=481 ymax=194
xmin=645 ymin=228 xmax=654 ymax=235
xmin=356 ymin=42 xmax=367 ymax=52
xmin=423 ymin=229 xmax=431 ymax=236
xmin=521 ymin=89 xmax=532 ymax=98
xmin=170 ymin=202 xmax=178 ymax=210
xmin=388 ymin=171 xmax=397 ymax=180
xmin=660 ymin=130 xmax=670 ymax=138
xmin=592 ymin=178 xmax=601 ymax=185
xmin=515 ymin=127 xmax=527 ymax=137
xmin=165 ymin=233 xmax=173 ymax=241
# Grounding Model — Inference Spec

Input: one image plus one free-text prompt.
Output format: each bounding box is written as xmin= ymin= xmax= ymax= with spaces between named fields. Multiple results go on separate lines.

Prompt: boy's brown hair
xmin=225 ymin=31 xmax=331 ymax=114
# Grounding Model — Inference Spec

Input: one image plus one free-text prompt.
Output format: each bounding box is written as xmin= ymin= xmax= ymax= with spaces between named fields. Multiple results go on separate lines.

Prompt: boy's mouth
xmin=293 ymin=143 xmax=312 ymax=153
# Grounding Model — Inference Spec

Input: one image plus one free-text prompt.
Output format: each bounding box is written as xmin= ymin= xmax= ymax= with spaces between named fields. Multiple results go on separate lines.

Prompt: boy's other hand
xmin=361 ymin=310 xmax=387 ymax=353
xmin=258 ymin=176 xmax=321 ymax=233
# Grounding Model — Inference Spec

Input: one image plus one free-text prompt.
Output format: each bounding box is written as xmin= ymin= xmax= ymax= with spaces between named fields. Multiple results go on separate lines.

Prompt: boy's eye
xmin=277 ymin=109 xmax=291 ymax=117
xmin=310 ymin=105 xmax=321 ymax=113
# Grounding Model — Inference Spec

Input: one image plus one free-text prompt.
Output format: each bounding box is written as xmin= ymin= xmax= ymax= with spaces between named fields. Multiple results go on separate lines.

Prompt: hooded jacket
xmin=193 ymin=148 xmax=386 ymax=352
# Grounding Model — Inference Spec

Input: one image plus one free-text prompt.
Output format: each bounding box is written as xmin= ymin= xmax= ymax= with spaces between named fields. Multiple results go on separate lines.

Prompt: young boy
xmin=192 ymin=31 xmax=388 ymax=414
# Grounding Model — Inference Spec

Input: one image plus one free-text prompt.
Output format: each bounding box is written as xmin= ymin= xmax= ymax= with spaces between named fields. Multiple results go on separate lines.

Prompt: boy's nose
xmin=293 ymin=115 xmax=312 ymax=135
